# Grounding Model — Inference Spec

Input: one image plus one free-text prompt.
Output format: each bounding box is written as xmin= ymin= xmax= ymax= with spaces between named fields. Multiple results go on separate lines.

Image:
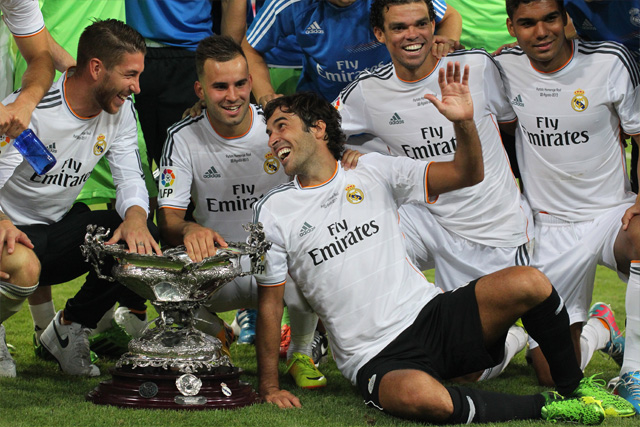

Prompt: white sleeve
xmin=1 ymin=0 xmax=44 ymax=37
xmin=157 ymin=132 xmax=193 ymax=211
xmin=362 ymin=154 xmax=430 ymax=206
xmin=610 ymin=44 xmax=640 ymax=135
xmin=253 ymin=203 xmax=288 ymax=287
xmin=334 ymin=81 xmax=373 ymax=137
xmin=483 ymin=54 xmax=516 ymax=122
xmin=105 ymin=101 xmax=149 ymax=219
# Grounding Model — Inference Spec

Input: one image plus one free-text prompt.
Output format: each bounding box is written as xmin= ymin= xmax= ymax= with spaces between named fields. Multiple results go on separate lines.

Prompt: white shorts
xmin=531 ymin=203 xmax=631 ymax=325
xmin=399 ymin=203 xmax=532 ymax=291
xmin=202 ymin=257 xmax=313 ymax=314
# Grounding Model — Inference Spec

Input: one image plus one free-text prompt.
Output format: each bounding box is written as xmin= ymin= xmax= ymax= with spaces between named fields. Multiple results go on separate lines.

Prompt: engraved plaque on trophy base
xmin=87 ymin=366 xmax=260 ymax=410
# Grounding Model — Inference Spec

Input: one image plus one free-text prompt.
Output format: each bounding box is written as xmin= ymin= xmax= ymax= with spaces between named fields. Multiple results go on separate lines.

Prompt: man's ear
xmin=88 ymin=58 xmax=103 ymax=81
xmin=374 ymin=26 xmax=385 ymax=44
xmin=311 ymin=119 xmax=327 ymax=142
xmin=194 ymin=80 xmax=205 ymax=100
xmin=506 ymin=18 xmax=516 ymax=38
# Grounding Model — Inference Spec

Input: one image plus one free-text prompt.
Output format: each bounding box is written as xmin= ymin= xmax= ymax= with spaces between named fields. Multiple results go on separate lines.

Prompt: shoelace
xmin=75 ymin=326 xmax=94 ymax=368
xmin=620 ymin=373 xmax=640 ymax=396
xmin=582 ymin=374 xmax=608 ymax=390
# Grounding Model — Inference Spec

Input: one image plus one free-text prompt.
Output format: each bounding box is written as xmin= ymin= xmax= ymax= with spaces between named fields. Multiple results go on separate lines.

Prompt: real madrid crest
xmin=263 ymin=152 xmax=280 ymax=174
xmin=93 ymin=134 xmax=107 ymax=156
xmin=345 ymin=184 xmax=364 ymax=204
xmin=571 ymin=89 xmax=588 ymax=112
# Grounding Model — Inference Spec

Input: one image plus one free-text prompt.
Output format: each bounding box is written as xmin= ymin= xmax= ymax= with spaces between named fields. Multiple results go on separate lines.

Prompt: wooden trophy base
xmin=87 ymin=365 xmax=260 ymax=410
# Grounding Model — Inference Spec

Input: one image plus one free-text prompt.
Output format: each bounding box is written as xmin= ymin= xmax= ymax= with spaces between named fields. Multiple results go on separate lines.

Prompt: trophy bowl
xmin=81 ymin=223 xmax=270 ymax=410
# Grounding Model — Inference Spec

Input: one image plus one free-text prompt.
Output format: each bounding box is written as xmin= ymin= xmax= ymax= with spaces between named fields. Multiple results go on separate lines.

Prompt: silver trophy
xmin=82 ymin=223 xmax=270 ymax=410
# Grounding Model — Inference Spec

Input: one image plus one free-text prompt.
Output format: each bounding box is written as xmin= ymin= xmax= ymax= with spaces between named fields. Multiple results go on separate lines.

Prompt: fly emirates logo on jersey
xmin=521 ymin=116 xmax=590 ymax=148
xmin=29 ymin=157 xmax=91 ymax=187
xmin=307 ymin=219 xmax=380 ymax=266
xmin=206 ymin=183 xmax=263 ymax=213
xmin=401 ymin=125 xmax=457 ymax=160
xmin=316 ymin=59 xmax=387 ymax=84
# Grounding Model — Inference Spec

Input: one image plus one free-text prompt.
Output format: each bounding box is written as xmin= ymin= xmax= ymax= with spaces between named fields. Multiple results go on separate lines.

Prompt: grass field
xmin=0 ymin=266 xmax=636 ymax=427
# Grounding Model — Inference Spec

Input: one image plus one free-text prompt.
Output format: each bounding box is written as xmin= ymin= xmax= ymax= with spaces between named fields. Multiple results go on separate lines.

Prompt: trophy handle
xmin=81 ymin=224 xmax=117 ymax=282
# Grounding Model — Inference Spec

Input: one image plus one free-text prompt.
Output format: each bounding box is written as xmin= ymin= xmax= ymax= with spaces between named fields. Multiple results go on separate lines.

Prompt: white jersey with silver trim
xmin=158 ymin=105 xmax=288 ymax=242
xmin=495 ymin=40 xmax=640 ymax=221
xmin=253 ymin=154 xmax=442 ymax=384
xmin=0 ymin=72 xmax=148 ymax=225
xmin=335 ymin=50 xmax=528 ymax=247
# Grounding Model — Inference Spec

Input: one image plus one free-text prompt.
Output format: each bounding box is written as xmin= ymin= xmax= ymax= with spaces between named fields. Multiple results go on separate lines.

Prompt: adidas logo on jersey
xmin=299 ymin=222 xmax=315 ymax=237
xmin=580 ymin=18 xmax=597 ymax=31
xmin=389 ymin=112 xmax=404 ymax=125
xmin=305 ymin=21 xmax=324 ymax=34
xmin=203 ymin=166 xmax=221 ymax=178
xmin=511 ymin=94 xmax=524 ymax=107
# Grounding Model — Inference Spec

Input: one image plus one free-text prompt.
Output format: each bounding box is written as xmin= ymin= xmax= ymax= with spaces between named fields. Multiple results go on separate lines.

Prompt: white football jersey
xmin=335 ymin=50 xmax=528 ymax=247
xmin=0 ymin=72 xmax=148 ymax=225
xmin=495 ymin=40 xmax=640 ymax=221
xmin=0 ymin=0 xmax=44 ymax=37
xmin=158 ymin=105 xmax=288 ymax=242
xmin=253 ymin=154 xmax=442 ymax=384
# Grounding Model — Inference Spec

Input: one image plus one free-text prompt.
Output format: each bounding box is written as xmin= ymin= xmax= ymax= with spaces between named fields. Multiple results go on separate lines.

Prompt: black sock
xmin=521 ymin=287 xmax=582 ymax=396
xmin=445 ymin=386 xmax=545 ymax=423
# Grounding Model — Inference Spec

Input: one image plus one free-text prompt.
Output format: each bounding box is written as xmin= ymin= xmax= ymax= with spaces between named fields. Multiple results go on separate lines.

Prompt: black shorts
xmin=356 ymin=279 xmax=506 ymax=410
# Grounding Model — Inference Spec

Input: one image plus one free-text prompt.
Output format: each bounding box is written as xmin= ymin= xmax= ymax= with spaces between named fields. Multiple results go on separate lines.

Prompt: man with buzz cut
xmin=157 ymin=35 xmax=327 ymax=389
xmin=252 ymin=83 xmax=629 ymax=423
xmin=494 ymin=0 xmax=640 ymax=413
xmin=334 ymin=0 xmax=530 ymax=382
xmin=0 ymin=19 xmax=161 ymax=378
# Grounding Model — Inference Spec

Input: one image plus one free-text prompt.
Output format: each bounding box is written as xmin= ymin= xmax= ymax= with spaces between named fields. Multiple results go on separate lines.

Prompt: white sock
xmin=479 ymin=324 xmax=528 ymax=381
xmin=1 ymin=282 xmax=38 ymax=324
xmin=28 ymin=300 xmax=55 ymax=342
xmin=579 ymin=317 xmax=610 ymax=369
xmin=622 ymin=261 xmax=640 ymax=375
xmin=90 ymin=304 xmax=117 ymax=335
xmin=287 ymin=308 xmax=318 ymax=359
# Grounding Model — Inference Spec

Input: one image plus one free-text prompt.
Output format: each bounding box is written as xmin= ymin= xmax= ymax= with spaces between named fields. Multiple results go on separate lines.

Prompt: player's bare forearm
xmin=221 ymin=0 xmax=247 ymax=44
xmin=425 ymin=63 xmax=483 ymax=196
xmin=45 ymin=28 xmax=75 ymax=72
xmin=8 ymin=33 xmax=56 ymax=137
xmin=157 ymin=207 xmax=190 ymax=247
xmin=242 ymin=38 xmax=278 ymax=106
xmin=257 ymin=284 xmax=300 ymax=408
xmin=436 ymin=4 xmax=462 ymax=42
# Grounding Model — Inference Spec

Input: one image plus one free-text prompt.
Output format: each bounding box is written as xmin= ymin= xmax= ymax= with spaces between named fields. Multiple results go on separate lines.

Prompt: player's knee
xmin=380 ymin=373 xmax=453 ymax=422
xmin=509 ymin=266 xmax=552 ymax=304
xmin=1 ymin=244 xmax=40 ymax=287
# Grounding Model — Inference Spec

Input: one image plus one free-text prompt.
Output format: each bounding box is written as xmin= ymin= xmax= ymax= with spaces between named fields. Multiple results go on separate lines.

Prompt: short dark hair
xmin=76 ymin=19 xmax=146 ymax=73
xmin=505 ymin=0 xmax=565 ymax=19
xmin=264 ymin=93 xmax=346 ymax=161
xmin=370 ymin=0 xmax=435 ymax=30
xmin=195 ymin=35 xmax=247 ymax=78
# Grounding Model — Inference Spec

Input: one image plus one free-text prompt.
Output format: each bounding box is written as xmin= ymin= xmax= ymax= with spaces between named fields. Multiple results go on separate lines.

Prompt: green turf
xmin=0 ymin=266 xmax=636 ymax=426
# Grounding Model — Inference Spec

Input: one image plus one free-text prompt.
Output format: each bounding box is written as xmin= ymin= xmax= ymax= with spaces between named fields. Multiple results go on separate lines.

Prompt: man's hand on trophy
xmin=106 ymin=206 xmax=162 ymax=255
xmin=182 ymin=222 xmax=228 ymax=262
xmin=262 ymin=387 xmax=302 ymax=409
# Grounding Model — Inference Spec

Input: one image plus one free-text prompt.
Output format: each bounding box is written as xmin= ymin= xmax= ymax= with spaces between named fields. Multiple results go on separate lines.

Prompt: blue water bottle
xmin=12 ymin=129 xmax=57 ymax=174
